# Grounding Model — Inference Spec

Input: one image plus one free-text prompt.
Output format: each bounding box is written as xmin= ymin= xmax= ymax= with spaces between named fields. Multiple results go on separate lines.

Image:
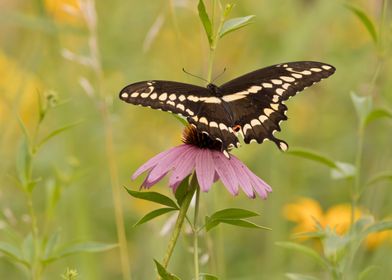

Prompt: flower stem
xmin=162 ymin=175 xmax=197 ymax=268
xmin=206 ymin=0 xmax=225 ymax=83
xmin=207 ymin=49 xmax=216 ymax=83
xmin=351 ymin=123 xmax=364 ymax=225
xmin=193 ymin=184 xmax=201 ymax=280
xmin=27 ymin=192 xmax=41 ymax=280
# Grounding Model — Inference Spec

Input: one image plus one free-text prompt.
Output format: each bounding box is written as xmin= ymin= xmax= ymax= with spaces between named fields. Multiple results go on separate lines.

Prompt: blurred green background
xmin=1 ymin=0 xmax=391 ymax=279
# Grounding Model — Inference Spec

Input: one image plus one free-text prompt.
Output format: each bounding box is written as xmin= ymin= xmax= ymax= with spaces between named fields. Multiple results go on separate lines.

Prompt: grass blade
xmin=345 ymin=4 xmax=378 ymax=44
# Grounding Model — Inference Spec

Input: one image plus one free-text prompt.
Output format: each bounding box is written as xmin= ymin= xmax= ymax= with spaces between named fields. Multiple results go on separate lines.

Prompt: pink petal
xmin=141 ymin=170 xmax=168 ymax=189
xmin=246 ymin=167 xmax=272 ymax=199
xmin=169 ymin=146 xmax=197 ymax=188
xmin=195 ymin=149 xmax=215 ymax=192
xmin=212 ymin=151 xmax=239 ymax=196
xmin=213 ymin=172 xmax=219 ymax=182
xmin=148 ymin=145 xmax=192 ymax=182
xmin=131 ymin=147 xmax=178 ymax=180
xmin=229 ymin=155 xmax=256 ymax=198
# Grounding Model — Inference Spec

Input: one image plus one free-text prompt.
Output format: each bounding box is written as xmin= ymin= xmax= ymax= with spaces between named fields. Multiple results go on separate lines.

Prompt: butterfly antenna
xmin=182 ymin=68 xmax=208 ymax=83
xmin=212 ymin=67 xmax=227 ymax=83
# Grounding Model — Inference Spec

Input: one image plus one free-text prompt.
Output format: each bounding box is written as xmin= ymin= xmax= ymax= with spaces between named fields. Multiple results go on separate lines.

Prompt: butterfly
xmin=119 ymin=61 xmax=335 ymax=157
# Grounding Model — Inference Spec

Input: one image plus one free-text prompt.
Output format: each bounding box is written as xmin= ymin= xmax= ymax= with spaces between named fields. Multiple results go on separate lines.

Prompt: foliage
xmin=1 ymin=0 xmax=392 ymax=279
xmin=0 ymin=93 xmax=115 ymax=279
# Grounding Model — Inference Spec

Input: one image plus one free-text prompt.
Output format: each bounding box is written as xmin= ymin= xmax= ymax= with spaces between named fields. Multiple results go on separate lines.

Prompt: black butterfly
xmin=119 ymin=61 xmax=335 ymax=157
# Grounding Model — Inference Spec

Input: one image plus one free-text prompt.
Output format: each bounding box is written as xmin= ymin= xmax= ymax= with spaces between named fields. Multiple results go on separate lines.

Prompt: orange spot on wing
xmin=232 ymin=125 xmax=241 ymax=132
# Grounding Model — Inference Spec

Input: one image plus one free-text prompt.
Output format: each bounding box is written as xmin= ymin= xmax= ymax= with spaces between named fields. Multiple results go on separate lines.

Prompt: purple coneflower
xmin=132 ymin=126 xmax=272 ymax=199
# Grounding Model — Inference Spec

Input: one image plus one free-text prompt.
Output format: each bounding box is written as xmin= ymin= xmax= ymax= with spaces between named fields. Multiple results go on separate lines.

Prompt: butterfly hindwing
xmin=186 ymin=103 xmax=240 ymax=149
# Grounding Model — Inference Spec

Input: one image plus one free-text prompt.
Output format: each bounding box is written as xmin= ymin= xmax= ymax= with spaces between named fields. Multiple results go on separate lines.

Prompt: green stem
xmin=206 ymin=0 xmax=225 ymax=83
xmin=27 ymin=192 xmax=41 ymax=280
xmin=101 ymin=105 xmax=132 ymax=280
xmin=377 ymin=0 xmax=388 ymax=55
xmin=162 ymin=175 xmax=197 ymax=268
xmin=207 ymin=49 xmax=216 ymax=83
xmin=352 ymin=123 xmax=364 ymax=225
xmin=193 ymin=185 xmax=201 ymax=280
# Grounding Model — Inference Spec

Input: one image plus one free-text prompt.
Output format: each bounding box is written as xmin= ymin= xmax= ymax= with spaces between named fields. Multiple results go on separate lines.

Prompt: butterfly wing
xmin=119 ymin=80 xmax=211 ymax=118
xmin=220 ymin=61 xmax=336 ymax=150
xmin=119 ymin=80 xmax=239 ymax=151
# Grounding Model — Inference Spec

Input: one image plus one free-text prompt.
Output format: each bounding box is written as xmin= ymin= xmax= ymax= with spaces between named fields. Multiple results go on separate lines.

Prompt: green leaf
xmin=362 ymin=220 xmax=392 ymax=237
xmin=174 ymin=177 xmax=190 ymax=206
xmin=205 ymin=216 xmax=220 ymax=232
xmin=286 ymin=148 xmax=337 ymax=169
xmin=134 ymin=208 xmax=178 ymax=227
xmin=367 ymin=171 xmax=392 ymax=185
xmin=37 ymin=121 xmax=82 ymax=149
xmin=210 ymin=208 xmax=260 ymax=220
xmin=219 ymin=15 xmax=255 ymax=38
xmin=286 ymin=273 xmax=319 ymax=280
xmin=199 ymin=273 xmax=219 ymax=280
xmin=276 ymin=242 xmax=329 ymax=269
xmin=43 ymin=231 xmax=60 ymax=260
xmin=17 ymin=114 xmax=30 ymax=142
xmin=154 ymin=259 xmax=181 ymax=280
xmin=172 ymin=115 xmax=188 ymax=127
xmin=293 ymin=231 xmax=325 ymax=240
xmin=345 ymin=4 xmax=378 ymax=44
xmin=219 ymin=219 xmax=271 ymax=230
xmin=0 ymin=242 xmax=28 ymax=266
xmin=125 ymin=189 xmax=179 ymax=209
xmin=352 ymin=216 xmax=374 ymax=233
xmin=205 ymin=208 xmax=264 ymax=231
xmin=322 ymin=231 xmax=350 ymax=263
xmin=49 ymin=242 xmax=117 ymax=262
xmin=16 ymin=138 xmax=32 ymax=187
xmin=364 ymin=108 xmax=392 ymax=126
xmin=22 ymin=234 xmax=34 ymax=264
xmin=358 ymin=265 xmax=380 ymax=280
xmin=350 ymin=92 xmax=372 ymax=122
xmin=330 ymin=161 xmax=356 ymax=180
xmin=198 ymin=0 xmax=213 ymax=45
xmin=288 ymin=149 xmax=356 ymax=180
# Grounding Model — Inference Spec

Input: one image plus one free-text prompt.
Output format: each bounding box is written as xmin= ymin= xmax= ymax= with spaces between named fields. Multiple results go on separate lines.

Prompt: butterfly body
xmin=119 ymin=61 xmax=335 ymax=156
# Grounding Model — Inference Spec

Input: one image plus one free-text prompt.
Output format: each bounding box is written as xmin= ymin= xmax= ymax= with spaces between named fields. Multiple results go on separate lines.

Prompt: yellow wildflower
xmin=283 ymin=197 xmax=324 ymax=233
xmin=0 ymin=51 xmax=41 ymax=125
xmin=44 ymin=0 xmax=82 ymax=25
xmin=324 ymin=204 xmax=362 ymax=235
xmin=365 ymin=230 xmax=392 ymax=250
xmin=283 ymin=197 xmax=392 ymax=250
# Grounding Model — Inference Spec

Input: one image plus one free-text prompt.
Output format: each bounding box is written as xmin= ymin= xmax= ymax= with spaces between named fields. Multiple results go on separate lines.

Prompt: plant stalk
xmin=83 ymin=1 xmax=132 ymax=279
xmin=193 ymin=185 xmax=201 ymax=280
xmin=352 ymin=123 xmax=364 ymax=226
xmin=206 ymin=0 xmax=225 ymax=83
xmin=27 ymin=192 xmax=41 ymax=280
xmin=162 ymin=175 xmax=197 ymax=268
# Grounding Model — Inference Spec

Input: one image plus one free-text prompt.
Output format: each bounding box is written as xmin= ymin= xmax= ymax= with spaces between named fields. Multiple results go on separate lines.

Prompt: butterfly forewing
xmin=220 ymin=61 xmax=335 ymax=149
xmin=119 ymin=81 xmax=211 ymax=118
